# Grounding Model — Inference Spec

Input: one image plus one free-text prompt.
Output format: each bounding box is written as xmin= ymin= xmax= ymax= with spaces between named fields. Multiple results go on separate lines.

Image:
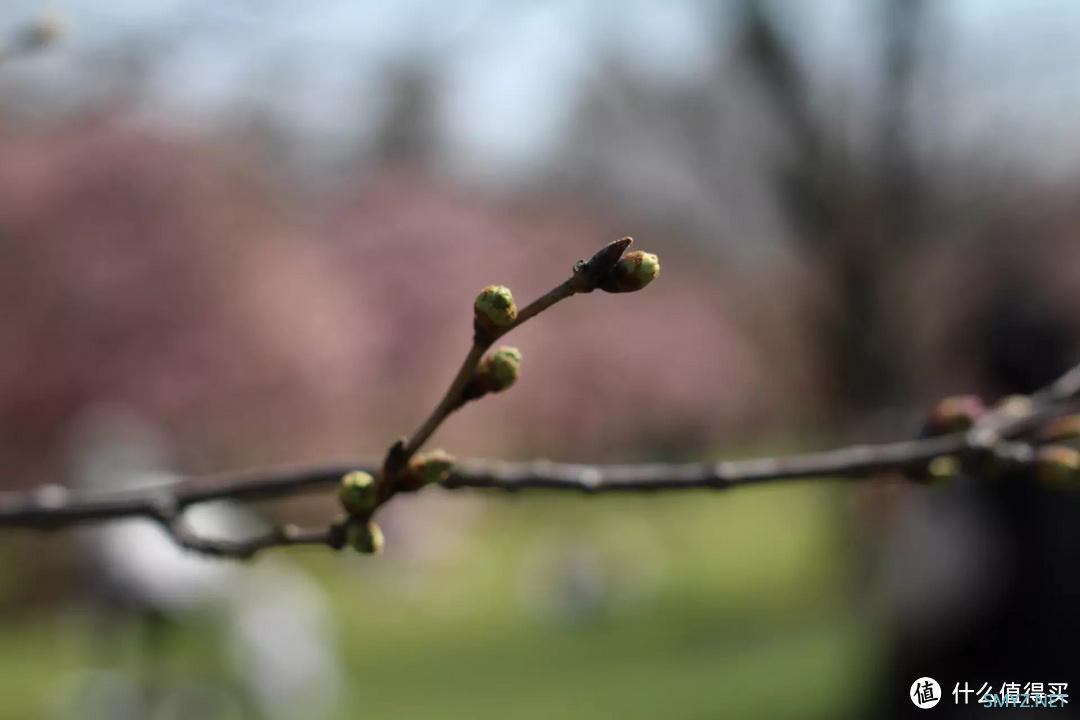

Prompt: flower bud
xmin=927 ymin=455 xmax=961 ymax=482
xmin=481 ymin=346 xmax=521 ymax=391
xmin=347 ymin=521 xmax=385 ymax=555
xmin=599 ymin=250 xmax=660 ymax=293
xmin=906 ymin=453 xmax=961 ymax=484
xmin=922 ymin=395 xmax=985 ymax=437
xmin=338 ymin=470 xmax=377 ymax=515
xmin=402 ymin=449 xmax=456 ymax=491
xmin=474 ymin=285 xmax=517 ymax=332
xmin=1040 ymin=415 xmax=1080 ymax=443
xmin=461 ymin=347 xmax=523 ymax=403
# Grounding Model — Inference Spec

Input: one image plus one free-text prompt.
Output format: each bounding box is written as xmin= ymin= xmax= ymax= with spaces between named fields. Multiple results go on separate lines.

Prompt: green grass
xmin=0 ymin=481 xmax=879 ymax=719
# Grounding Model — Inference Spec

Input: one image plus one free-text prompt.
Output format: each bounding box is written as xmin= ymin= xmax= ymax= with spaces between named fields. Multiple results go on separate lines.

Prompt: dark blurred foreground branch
xmin=2 ymin=238 xmax=1079 ymax=559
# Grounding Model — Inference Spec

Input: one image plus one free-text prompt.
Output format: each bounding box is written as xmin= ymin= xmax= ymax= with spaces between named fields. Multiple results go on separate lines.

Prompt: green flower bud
xmin=927 ymin=455 xmax=961 ymax=482
xmin=347 ymin=521 xmax=385 ymax=555
xmin=599 ymin=250 xmax=660 ymax=293
xmin=1034 ymin=445 xmax=1080 ymax=486
xmin=402 ymin=449 xmax=456 ymax=491
xmin=482 ymin=346 xmax=522 ymax=392
xmin=338 ymin=470 xmax=377 ymax=515
xmin=906 ymin=453 xmax=961 ymax=484
xmin=923 ymin=395 xmax=985 ymax=436
xmin=461 ymin=346 xmax=523 ymax=403
xmin=474 ymin=285 xmax=517 ymax=331
xmin=1040 ymin=415 xmax=1080 ymax=443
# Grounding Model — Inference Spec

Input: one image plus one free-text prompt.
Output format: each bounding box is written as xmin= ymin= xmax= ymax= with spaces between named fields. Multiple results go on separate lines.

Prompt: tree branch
xmin=1 ymin=376 xmax=1077 ymax=558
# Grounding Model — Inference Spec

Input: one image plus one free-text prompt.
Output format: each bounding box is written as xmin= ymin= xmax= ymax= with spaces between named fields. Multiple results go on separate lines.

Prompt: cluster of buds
xmin=987 ymin=395 xmax=1080 ymax=487
xmin=910 ymin=395 xmax=987 ymax=483
xmin=911 ymin=390 xmax=1080 ymax=488
xmin=338 ymin=471 xmax=385 ymax=554
xmin=337 ymin=453 xmax=459 ymax=551
xmin=342 ymin=238 xmax=658 ymax=558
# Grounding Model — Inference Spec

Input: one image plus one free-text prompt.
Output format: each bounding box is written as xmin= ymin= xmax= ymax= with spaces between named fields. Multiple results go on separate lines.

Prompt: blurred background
xmin=1 ymin=0 xmax=1079 ymax=717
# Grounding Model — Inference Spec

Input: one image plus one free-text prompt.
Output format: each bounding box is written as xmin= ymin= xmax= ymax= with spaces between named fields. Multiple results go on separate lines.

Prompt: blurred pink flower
xmin=0 ymin=124 xmax=794 ymax=486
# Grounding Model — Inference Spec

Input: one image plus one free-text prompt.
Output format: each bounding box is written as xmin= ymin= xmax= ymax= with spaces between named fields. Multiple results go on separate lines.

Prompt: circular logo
xmin=911 ymin=677 xmax=942 ymax=709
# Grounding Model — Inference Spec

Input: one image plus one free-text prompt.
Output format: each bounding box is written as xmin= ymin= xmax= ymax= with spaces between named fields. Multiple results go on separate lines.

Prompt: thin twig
xmin=390 ymin=243 xmax=615 ymax=486
xmin=160 ymin=515 xmax=345 ymax=560
xmin=399 ymin=343 xmax=488 ymax=461
xmin=398 ymin=280 xmax=580 ymax=463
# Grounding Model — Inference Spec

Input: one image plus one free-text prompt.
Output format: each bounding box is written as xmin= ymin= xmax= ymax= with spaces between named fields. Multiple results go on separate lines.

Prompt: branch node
xmin=572 ymin=236 xmax=633 ymax=291
xmin=382 ymin=438 xmax=408 ymax=479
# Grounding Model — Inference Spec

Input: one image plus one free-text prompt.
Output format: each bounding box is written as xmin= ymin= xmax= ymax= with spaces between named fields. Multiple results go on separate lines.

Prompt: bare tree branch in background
xmin=555 ymin=1 xmax=932 ymax=421
xmin=1 ymin=238 xmax=1079 ymax=560
xmin=740 ymin=0 xmax=925 ymax=417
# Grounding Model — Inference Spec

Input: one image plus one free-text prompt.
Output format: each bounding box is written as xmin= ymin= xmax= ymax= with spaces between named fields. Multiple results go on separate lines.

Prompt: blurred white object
xmin=63 ymin=406 xmax=343 ymax=720
xmin=68 ymin=407 xmax=240 ymax=610
xmin=226 ymin=564 xmax=343 ymax=720
xmin=93 ymin=500 xmax=240 ymax=612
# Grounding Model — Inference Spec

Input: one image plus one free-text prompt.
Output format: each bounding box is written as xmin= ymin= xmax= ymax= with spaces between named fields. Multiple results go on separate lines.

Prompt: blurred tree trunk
xmin=739 ymin=0 xmax=923 ymax=420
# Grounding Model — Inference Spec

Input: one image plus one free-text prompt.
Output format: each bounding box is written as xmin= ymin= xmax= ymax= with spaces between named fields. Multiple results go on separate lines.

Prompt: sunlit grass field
xmin=0 ymin=481 xmax=880 ymax=719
